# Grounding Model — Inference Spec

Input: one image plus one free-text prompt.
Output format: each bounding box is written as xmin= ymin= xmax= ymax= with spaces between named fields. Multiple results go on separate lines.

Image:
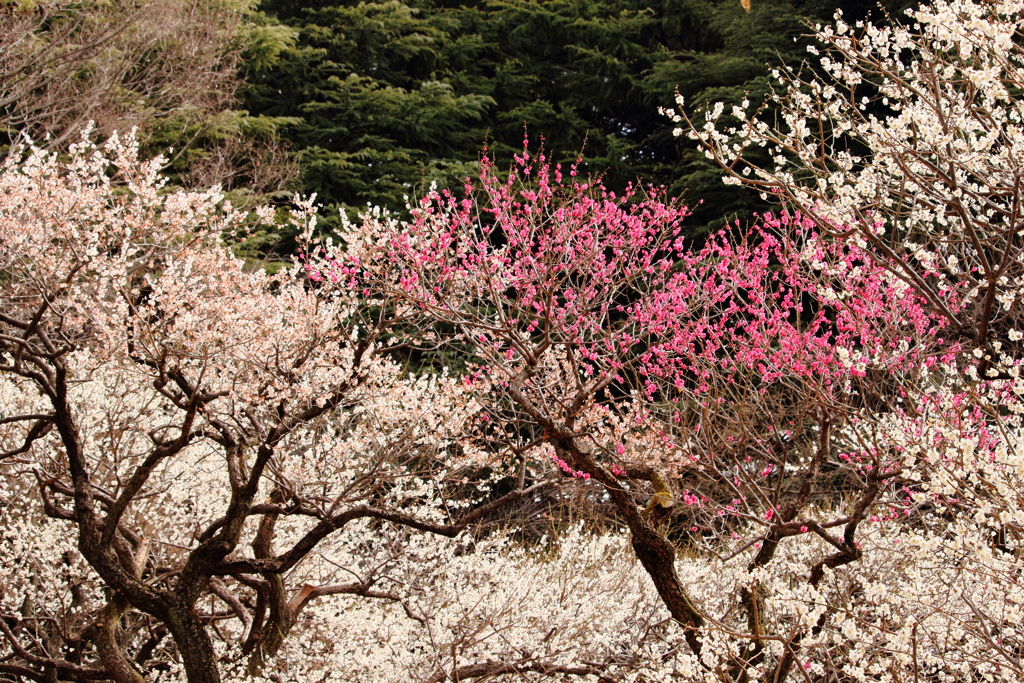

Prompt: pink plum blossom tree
xmin=310 ymin=144 xmax=980 ymax=679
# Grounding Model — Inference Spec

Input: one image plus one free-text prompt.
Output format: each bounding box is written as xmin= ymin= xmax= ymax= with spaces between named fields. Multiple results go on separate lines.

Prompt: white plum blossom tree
xmin=669 ymin=0 xmax=1024 ymax=366
xmin=0 ymin=133 xmax=551 ymax=683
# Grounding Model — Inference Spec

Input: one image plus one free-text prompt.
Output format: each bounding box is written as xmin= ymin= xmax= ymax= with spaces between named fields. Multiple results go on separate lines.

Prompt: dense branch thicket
xmin=0 ymin=0 xmax=296 ymax=197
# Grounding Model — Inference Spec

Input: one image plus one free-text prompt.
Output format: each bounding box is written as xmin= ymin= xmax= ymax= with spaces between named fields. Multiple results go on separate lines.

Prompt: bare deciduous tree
xmin=0 ymin=0 xmax=296 ymax=195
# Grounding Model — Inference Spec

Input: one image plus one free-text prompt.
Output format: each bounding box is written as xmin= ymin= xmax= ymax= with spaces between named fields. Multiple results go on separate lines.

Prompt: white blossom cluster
xmin=0 ymin=133 xmax=506 ymax=682
xmin=7 ymin=433 xmax=1024 ymax=683
xmin=671 ymin=0 xmax=1024 ymax=360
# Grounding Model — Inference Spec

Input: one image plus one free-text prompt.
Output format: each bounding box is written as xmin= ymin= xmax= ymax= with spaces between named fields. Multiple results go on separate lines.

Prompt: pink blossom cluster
xmin=552 ymin=453 xmax=591 ymax=479
xmin=317 ymin=148 xmax=960 ymax=488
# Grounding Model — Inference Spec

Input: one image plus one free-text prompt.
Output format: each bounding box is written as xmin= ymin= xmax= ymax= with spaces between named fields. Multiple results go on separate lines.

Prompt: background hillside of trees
xmin=243 ymin=0 xmax=915 ymax=236
xmin=2 ymin=0 xmax=914 ymax=243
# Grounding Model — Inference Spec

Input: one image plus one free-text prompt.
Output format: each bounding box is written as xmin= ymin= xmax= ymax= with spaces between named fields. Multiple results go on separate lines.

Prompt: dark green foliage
xmin=246 ymin=0 xmax=917 ymax=235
